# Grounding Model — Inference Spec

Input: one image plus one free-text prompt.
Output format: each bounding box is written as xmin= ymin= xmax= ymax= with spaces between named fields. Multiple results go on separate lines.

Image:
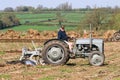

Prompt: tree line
xmin=1 ymin=2 xmax=120 ymax=13
xmin=2 ymin=2 xmax=73 ymax=12
xmin=0 ymin=14 xmax=20 ymax=29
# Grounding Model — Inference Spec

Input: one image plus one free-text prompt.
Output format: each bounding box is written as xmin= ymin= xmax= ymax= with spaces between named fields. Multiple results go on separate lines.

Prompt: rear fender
xmin=44 ymin=39 xmax=68 ymax=46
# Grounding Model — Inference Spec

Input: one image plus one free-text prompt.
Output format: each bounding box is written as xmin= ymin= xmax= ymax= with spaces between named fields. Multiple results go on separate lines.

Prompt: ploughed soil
xmin=0 ymin=42 xmax=120 ymax=80
xmin=1 ymin=29 xmax=119 ymax=41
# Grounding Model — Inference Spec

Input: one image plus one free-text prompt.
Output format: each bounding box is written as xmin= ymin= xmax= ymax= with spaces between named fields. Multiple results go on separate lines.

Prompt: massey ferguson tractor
xmin=20 ymin=25 xmax=105 ymax=66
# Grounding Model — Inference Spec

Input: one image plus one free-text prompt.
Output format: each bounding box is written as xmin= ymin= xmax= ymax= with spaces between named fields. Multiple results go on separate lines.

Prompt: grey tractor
xmin=20 ymin=25 xmax=105 ymax=66
xmin=42 ymin=37 xmax=105 ymax=66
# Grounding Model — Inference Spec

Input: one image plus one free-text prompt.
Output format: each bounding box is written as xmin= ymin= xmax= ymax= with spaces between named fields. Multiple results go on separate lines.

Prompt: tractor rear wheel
xmin=89 ymin=51 xmax=105 ymax=66
xmin=42 ymin=40 xmax=69 ymax=65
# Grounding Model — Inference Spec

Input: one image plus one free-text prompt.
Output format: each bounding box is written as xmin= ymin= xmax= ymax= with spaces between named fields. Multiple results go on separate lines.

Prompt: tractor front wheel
xmin=89 ymin=51 xmax=105 ymax=66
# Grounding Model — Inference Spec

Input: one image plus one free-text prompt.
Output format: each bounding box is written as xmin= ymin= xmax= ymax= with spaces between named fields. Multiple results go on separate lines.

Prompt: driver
xmin=58 ymin=25 xmax=73 ymax=53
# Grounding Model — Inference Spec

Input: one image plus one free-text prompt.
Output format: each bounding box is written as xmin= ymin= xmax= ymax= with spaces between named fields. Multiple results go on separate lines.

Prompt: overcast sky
xmin=0 ymin=0 xmax=120 ymax=10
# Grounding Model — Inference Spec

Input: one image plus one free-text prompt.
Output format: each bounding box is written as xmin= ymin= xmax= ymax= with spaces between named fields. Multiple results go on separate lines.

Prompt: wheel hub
xmin=47 ymin=47 xmax=63 ymax=61
xmin=91 ymin=54 xmax=103 ymax=65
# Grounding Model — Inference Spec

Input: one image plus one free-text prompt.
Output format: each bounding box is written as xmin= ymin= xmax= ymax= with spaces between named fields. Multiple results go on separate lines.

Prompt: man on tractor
xmin=58 ymin=25 xmax=73 ymax=53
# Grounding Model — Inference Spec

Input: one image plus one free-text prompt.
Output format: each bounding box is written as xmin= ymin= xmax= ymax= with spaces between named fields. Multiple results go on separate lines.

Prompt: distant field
xmin=0 ymin=11 xmax=86 ymax=32
xmin=0 ymin=25 xmax=76 ymax=32
xmin=64 ymin=12 xmax=85 ymax=22
xmin=16 ymin=12 xmax=85 ymax=24
xmin=16 ymin=13 xmax=55 ymax=24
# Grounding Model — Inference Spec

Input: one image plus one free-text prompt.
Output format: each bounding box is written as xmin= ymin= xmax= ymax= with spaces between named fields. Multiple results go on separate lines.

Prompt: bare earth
xmin=0 ymin=42 xmax=120 ymax=80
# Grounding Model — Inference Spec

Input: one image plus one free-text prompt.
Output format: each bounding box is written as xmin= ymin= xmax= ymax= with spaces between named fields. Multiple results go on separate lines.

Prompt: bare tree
xmin=4 ymin=7 xmax=14 ymax=12
xmin=16 ymin=6 xmax=34 ymax=12
xmin=56 ymin=12 xmax=66 ymax=26
xmin=56 ymin=2 xmax=72 ymax=11
xmin=80 ymin=8 xmax=109 ymax=31
xmin=36 ymin=4 xmax=43 ymax=10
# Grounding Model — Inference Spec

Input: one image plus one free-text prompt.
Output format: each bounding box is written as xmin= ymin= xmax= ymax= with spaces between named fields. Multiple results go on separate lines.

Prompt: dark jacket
xmin=58 ymin=30 xmax=69 ymax=41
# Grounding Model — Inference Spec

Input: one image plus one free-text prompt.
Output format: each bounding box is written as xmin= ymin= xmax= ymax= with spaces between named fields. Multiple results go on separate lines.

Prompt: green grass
xmin=20 ymin=18 xmax=42 ymax=24
xmin=36 ymin=65 xmax=52 ymax=69
xmin=39 ymin=76 xmax=55 ymax=80
xmin=16 ymin=13 xmax=56 ymax=24
xmin=0 ymin=51 xmax=5 ymax=55
xmin=16 ymin=13 xmax=55 ymax=19
xmin=15 ymin=12 xmax=85 ymax=24
xmin=0 ymin=74 xmax=11 ymax=79
xmin=65 ymin=13 xmax=86 ymax=22
xmin=113 ymin=78 xmax=120 ymax=80
xmin=0 ymin=25 xmax=76 ymax=32
xmin=60 ymin=67 xmax=73 ymax=73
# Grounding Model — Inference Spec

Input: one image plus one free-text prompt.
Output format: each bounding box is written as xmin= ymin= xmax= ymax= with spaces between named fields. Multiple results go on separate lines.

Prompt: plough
xmin=19 ymin=41 xmax=44 ymax=65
